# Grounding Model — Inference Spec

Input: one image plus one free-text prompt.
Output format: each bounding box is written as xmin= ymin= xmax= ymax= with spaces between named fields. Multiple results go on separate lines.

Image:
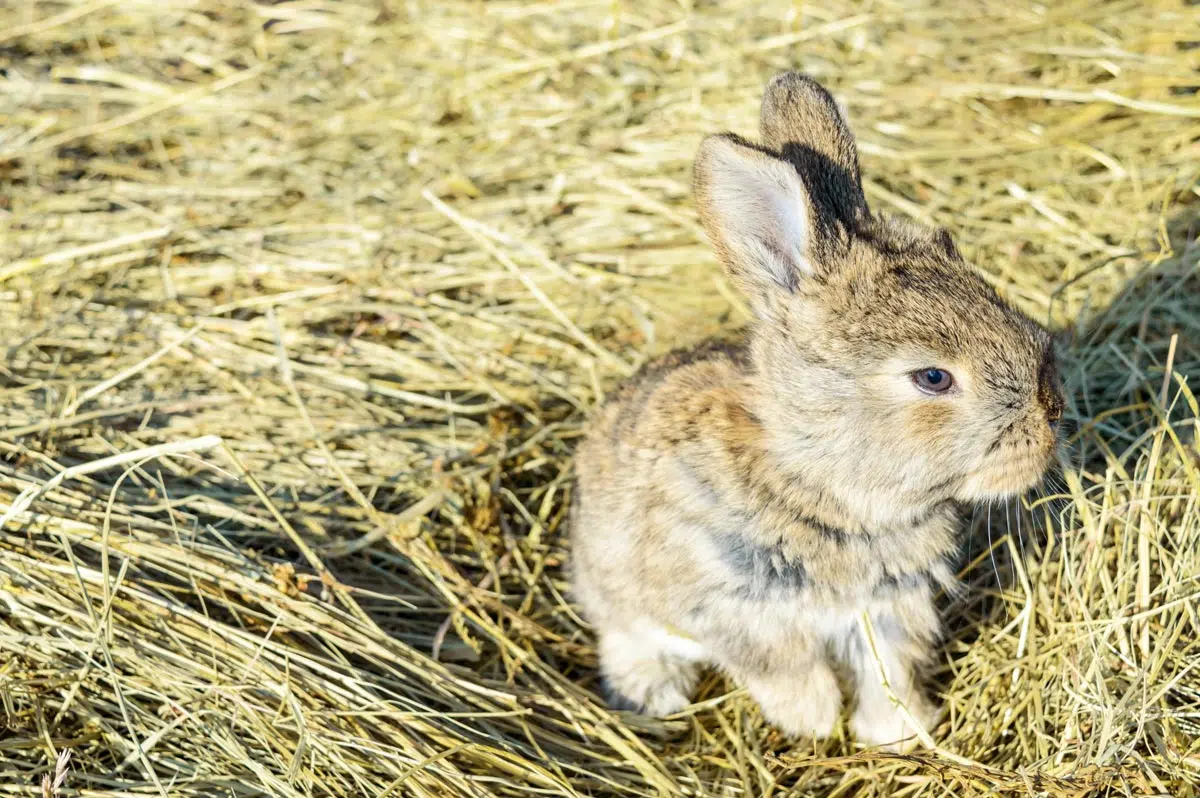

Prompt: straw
xmin=1 ymin=0 xmax=1198 ymax=795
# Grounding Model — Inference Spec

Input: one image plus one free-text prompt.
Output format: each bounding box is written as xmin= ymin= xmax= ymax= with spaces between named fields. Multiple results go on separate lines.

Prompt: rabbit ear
xmin=759 ymin=72 xmax=868 ymax=229
xmin=694 ymin=133 xmax=816 ymax=310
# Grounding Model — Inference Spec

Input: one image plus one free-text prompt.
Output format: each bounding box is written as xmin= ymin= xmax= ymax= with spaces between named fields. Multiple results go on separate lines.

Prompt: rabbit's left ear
xmin=694 ymin=134 xmax=818 ymax=310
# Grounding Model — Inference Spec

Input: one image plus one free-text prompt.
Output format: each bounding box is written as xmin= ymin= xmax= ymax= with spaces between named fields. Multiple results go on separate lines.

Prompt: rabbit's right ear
xmin=694 ymin=134 xmax=817 ymax=313
xmin=759 ymin=72 xmax=868 ymax=227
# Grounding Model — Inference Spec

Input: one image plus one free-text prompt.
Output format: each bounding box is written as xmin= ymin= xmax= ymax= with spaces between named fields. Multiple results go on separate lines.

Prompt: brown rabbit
xmin=570 ymin=73 xmax=1064 ymax=750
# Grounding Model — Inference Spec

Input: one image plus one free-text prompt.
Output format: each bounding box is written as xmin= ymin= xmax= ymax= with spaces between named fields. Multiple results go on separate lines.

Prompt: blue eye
xmin=913 ymin=368 xmax=954 ymax=394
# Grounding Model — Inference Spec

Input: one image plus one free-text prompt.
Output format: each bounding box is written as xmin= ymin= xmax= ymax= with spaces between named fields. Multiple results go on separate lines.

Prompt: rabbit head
xmin=693 ymin=73 xmax=1063 ymax=524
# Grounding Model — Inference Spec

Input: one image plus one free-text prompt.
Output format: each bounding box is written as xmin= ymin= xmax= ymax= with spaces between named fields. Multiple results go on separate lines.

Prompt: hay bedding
xmin=0 ymin=0 xmax=1197 ymax=795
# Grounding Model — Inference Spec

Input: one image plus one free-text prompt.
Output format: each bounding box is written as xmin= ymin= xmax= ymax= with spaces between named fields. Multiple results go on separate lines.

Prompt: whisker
xmin=1051 ymin=471 xmax=1069 ymax=500
xmin=968 ymin=503 xmax=979 ymax=579
xmin=1034 ymin=483 xmax=1049 ymax=547
xmin=987 ymin=499 xmax=1001 ymax=595
xmin=1015 ymin=490 xmax=1027 ymax=564
xmin=1044 ymin=480 xmax=1061 ymax=542
xmin=1002 ymin=498 xmax=1015 ymax=611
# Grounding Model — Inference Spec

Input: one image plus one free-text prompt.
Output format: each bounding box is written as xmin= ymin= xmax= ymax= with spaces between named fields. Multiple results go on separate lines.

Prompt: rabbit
xmin=569 ymin=72 xmax=1064 ymax=751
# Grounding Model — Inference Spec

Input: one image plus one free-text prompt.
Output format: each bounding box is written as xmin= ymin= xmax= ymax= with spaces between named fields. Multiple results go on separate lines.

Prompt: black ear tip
xmin=767 ymin=71 xmax=819 ymax=90
xmin=767 ymin=71 xmax=812 ymax=88
xmin=764 ymin=72 xmax=835 ymax=108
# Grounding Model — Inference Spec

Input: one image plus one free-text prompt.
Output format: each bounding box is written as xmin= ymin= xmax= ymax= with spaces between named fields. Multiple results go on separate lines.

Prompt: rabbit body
xmin=570 ymin=74 xmax=1064 ymax=750
xmin=572 ymin=339 xmax=958 ymax=745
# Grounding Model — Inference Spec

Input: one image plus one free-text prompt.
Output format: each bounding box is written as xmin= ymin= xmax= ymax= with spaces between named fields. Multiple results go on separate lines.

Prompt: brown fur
xmin=570 ymin=73 xmax=1063 ymax=749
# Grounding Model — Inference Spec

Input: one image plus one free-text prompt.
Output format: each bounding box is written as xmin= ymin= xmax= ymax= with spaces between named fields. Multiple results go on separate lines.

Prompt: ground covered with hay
xmin=0 ymin=1 xmax=1198 ymax=795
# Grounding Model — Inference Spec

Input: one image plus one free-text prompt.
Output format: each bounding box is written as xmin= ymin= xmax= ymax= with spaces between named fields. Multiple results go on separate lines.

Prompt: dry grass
xmin=0 ymin=0 xmax=1198 ymax=795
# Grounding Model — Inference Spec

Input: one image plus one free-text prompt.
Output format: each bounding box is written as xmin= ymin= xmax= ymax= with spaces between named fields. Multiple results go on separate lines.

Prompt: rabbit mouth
xmin=961 ymin=449 xmax=1056 ymax=501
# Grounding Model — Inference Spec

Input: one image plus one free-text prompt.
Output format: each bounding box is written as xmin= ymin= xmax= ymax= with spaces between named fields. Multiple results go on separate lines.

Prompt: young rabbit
xmin=570 ymin=73 xmax=1064 ymax=750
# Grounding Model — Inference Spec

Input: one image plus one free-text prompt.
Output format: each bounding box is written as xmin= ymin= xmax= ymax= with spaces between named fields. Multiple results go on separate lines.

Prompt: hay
xmin=0 ymin=0 xmax=1197 ymax=795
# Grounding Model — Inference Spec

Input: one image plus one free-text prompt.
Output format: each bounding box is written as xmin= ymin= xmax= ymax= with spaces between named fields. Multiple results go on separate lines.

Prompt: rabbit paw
xmin=598 ymin=628 xmax=700 ymax=717
xmin=851 ymin=692 xmax=939 ymax=752
xmin=748 ymin=660 xmax=842 ymax=740
xmin=601 ymin=671 xmax=694 ymax=717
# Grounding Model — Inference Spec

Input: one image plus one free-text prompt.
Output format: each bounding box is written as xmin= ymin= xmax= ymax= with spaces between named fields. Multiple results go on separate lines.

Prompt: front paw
xmin=851 ymin=692 xmax=940 ymax=752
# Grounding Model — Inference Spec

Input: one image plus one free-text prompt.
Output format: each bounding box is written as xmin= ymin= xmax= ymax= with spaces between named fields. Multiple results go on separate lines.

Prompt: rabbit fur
xmin=570 ymin=73 xmax=1064 ymax=750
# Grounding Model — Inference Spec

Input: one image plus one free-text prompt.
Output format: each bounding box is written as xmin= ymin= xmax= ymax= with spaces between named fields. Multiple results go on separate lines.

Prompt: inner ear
xmin=694 ymin=134 xmax=815 ymax=302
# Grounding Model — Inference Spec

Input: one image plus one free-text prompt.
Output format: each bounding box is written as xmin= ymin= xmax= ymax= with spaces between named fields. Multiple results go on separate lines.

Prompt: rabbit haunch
xmin=570 ymin=73 xmax=1063 ymax=750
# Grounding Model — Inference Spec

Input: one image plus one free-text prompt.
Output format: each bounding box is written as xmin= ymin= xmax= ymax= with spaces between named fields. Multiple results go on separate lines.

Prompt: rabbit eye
xmin=912 ymin=368 xmax=954 ymax=394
